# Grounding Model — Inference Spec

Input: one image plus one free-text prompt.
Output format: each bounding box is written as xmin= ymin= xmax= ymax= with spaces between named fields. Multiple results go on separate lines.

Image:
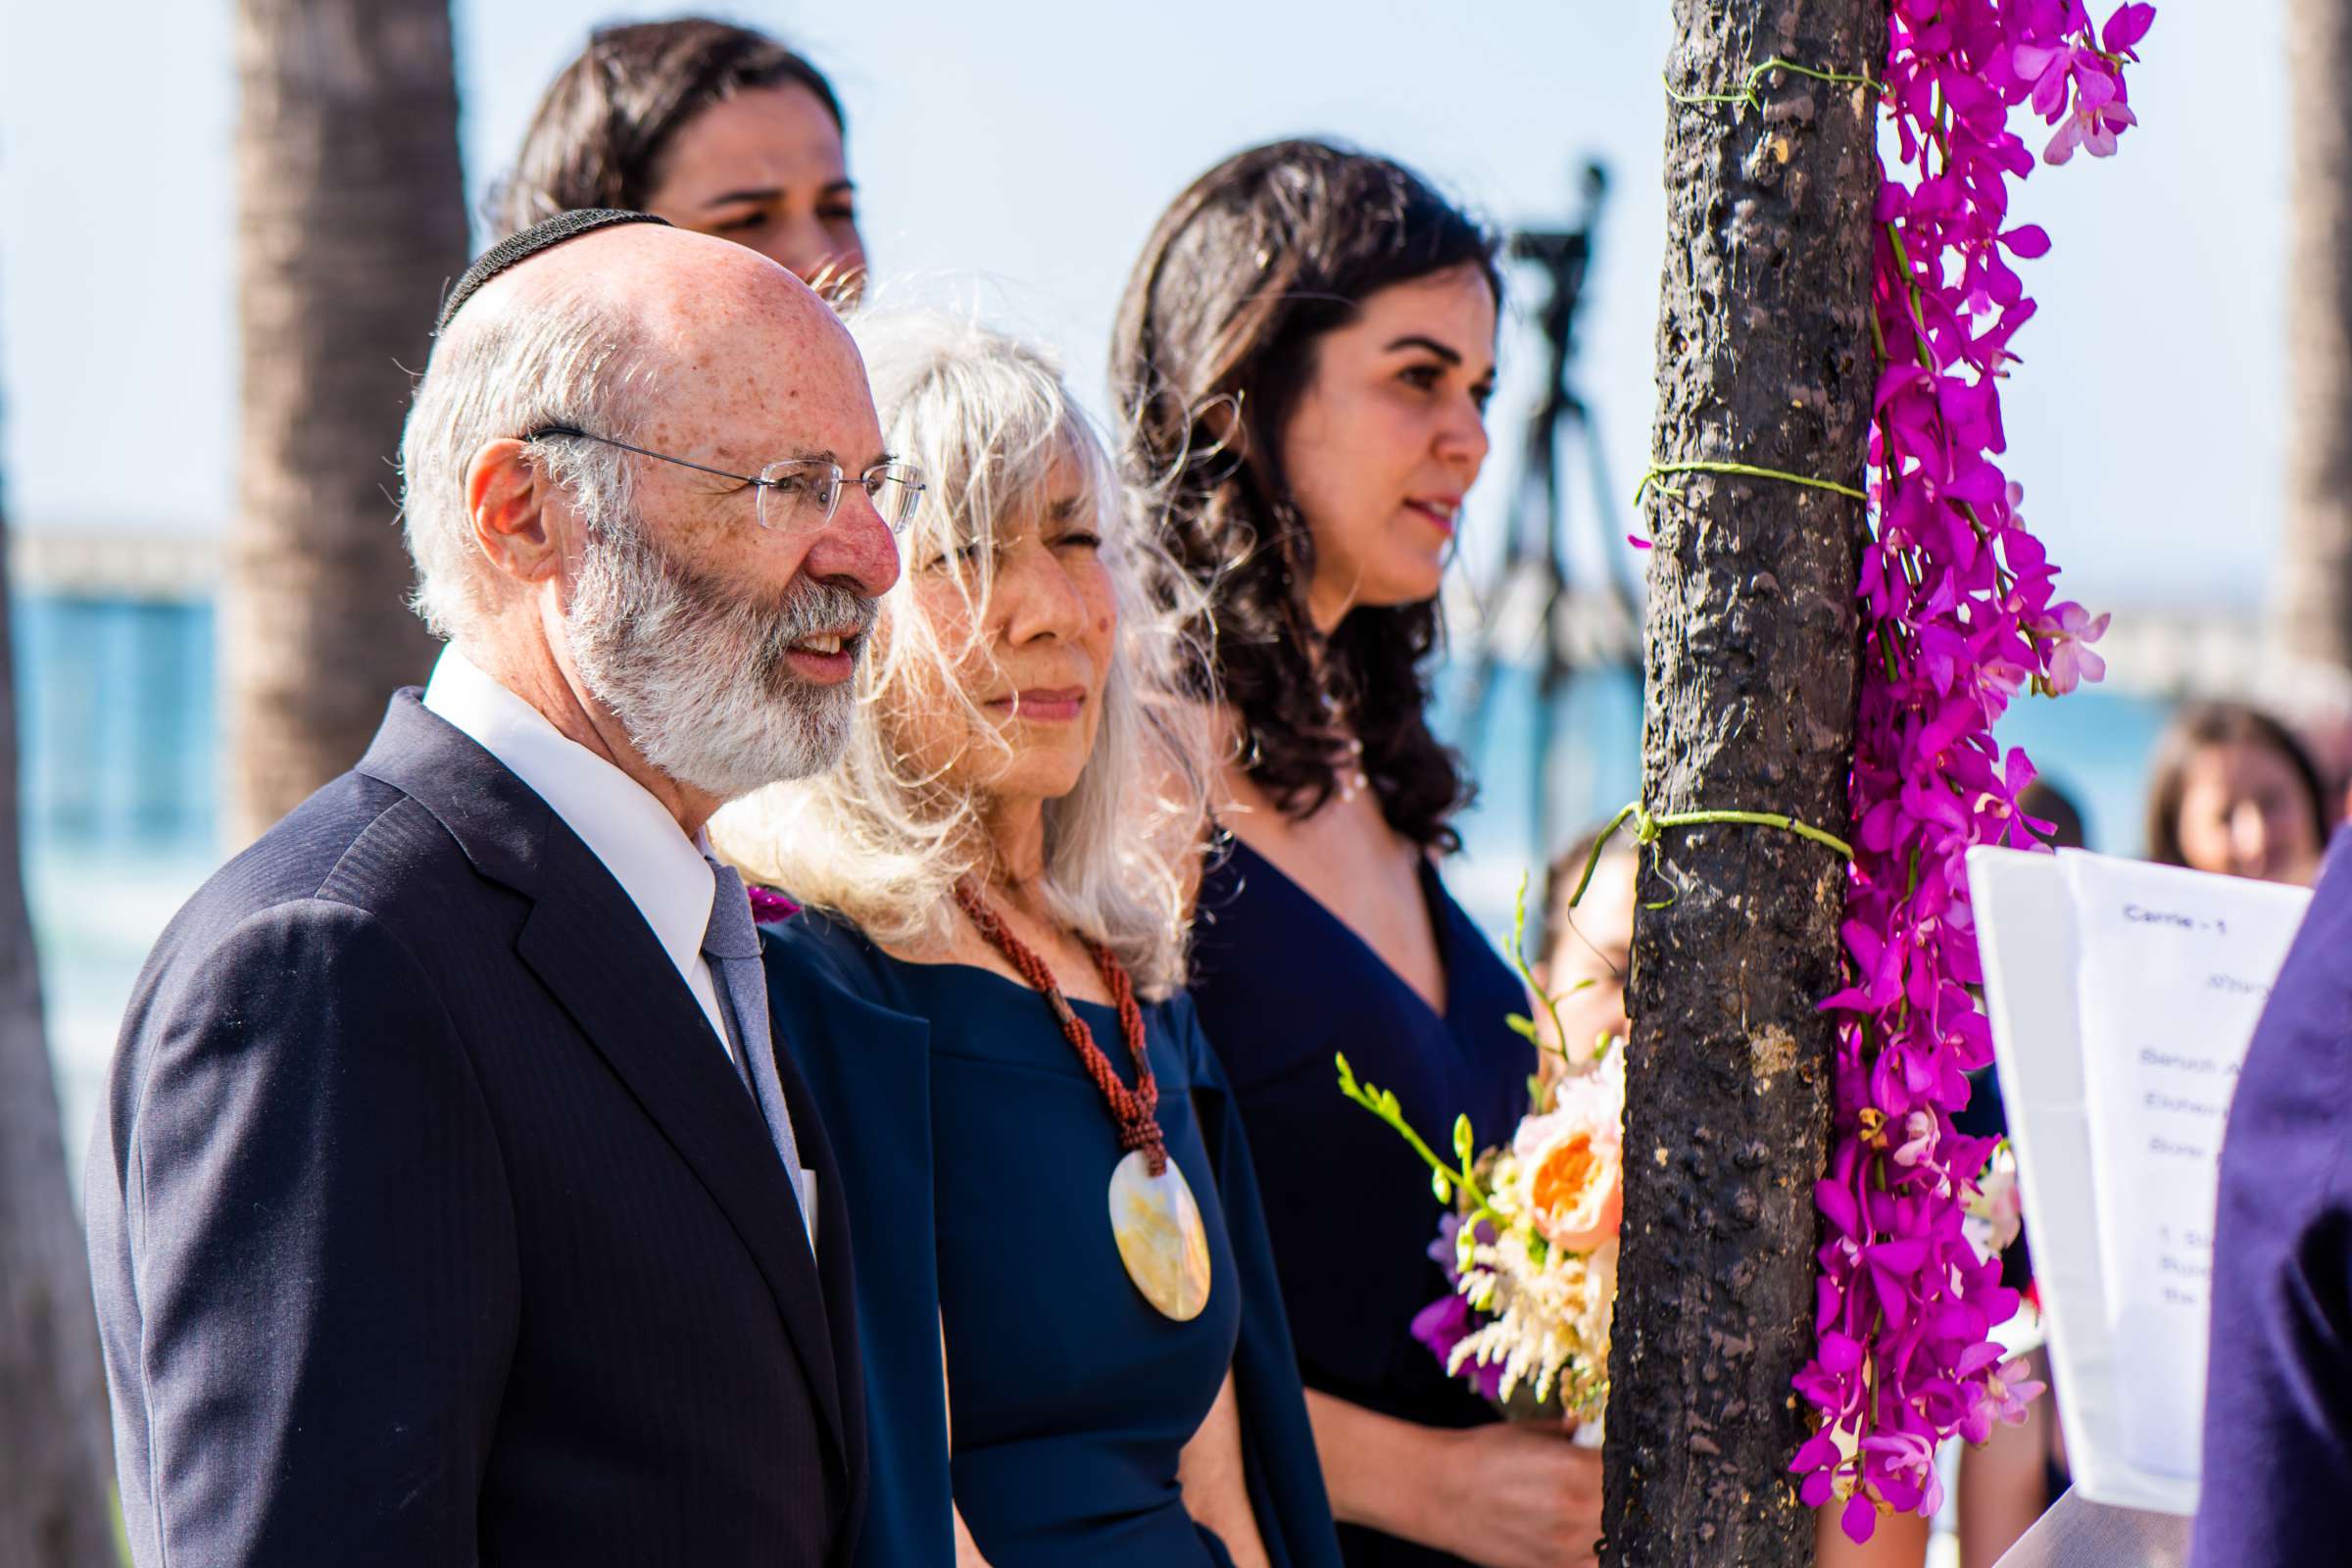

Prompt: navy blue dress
xmin=762 ymin=908 xmax=1343 ymax=1568
xmin=1190 ymin=838 xmax=1535 ymax=1568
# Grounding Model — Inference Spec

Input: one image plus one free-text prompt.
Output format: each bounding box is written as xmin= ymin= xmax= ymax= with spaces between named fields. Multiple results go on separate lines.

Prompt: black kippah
xmin=434 ymin=209 xmax=671 ymax=334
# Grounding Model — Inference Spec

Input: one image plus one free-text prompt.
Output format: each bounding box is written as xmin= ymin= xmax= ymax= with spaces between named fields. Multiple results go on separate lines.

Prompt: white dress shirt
xmin=422 ymin=647 xmax=736 ymax=1064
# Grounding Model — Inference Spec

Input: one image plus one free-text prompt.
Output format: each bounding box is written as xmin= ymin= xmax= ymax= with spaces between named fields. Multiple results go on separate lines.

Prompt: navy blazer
xmin=2194 ymin=827 xmax=2352 ymax=1564
xmin=84 ymin=690 xmax=867 ymax=1567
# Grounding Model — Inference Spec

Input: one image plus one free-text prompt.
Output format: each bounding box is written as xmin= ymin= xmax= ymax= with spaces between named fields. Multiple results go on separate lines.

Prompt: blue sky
xmin=0 ymin=0 xmax=2285 ymax=610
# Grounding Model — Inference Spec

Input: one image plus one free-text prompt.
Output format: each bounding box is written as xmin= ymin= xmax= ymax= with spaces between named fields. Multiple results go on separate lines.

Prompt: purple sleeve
xmin=2194 ymin=832 xmax=2352 ymax=1565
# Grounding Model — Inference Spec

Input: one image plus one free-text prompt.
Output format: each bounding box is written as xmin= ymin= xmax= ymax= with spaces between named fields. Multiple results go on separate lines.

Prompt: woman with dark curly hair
xmin=1113 ymin=140 xmax=1598 ymax=1568
xmin=493 ymin=18 xmax=865 ymax=299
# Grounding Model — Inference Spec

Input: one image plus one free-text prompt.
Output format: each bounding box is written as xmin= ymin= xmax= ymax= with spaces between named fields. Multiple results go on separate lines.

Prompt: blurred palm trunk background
xmin=225 ymin=0 xmax=467 ymax=845
xmin=2273 ymin=0 xmax=2352 ymax=781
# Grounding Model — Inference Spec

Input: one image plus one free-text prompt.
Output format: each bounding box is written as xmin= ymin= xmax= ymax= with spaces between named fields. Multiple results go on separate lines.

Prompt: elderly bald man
xmin=83 ymin=212 xmax=910 ymax=1568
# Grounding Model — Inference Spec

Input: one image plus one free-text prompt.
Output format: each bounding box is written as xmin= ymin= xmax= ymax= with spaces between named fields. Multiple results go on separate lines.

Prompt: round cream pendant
xmin=1107 ymin=1149 xmax=1213 ymax=1321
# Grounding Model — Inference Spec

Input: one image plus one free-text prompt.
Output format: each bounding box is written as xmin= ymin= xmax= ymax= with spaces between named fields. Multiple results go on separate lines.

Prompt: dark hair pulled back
xmin=492 ymin=18 xmax=844 ymax=237
xmin=1111 ymin=138 xmax=1500 ymax=850
xmin=2142 ymin=700 xmax=2331 ymax=868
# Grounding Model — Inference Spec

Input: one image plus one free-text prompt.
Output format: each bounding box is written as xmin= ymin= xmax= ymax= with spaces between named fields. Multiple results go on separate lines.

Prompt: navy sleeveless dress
xmin=1190 ymin=838 xmax=1535 ymax=1568
xmin=761 ymin=909 xmax=1343 ymax=1568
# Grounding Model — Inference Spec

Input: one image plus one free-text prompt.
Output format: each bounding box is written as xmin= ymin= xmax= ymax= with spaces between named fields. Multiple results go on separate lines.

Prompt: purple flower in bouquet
xmin=1411 ymin=1294 xmax=1507 ymax=1404
xmin=1412 ymin=1214 xmax=1508 ymax=1403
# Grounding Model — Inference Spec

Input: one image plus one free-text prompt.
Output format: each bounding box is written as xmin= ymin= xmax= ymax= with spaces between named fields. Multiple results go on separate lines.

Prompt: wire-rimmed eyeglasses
xmin=527 ymin=424 xmax=924 ymax=533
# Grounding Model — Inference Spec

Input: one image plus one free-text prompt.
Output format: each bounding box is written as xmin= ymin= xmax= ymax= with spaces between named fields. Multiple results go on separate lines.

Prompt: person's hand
xmin=1431 ymin=1421 xmax=1603 ymax=1568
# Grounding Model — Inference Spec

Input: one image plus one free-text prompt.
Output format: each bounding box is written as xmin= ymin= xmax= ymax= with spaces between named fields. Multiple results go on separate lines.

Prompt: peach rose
xmin=1513 ymin=1057 xmax=1625 ymax=1253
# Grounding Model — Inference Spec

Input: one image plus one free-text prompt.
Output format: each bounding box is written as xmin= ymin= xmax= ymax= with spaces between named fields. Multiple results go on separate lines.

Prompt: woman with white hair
xmin=713 ymin=316 xmax=1342 ymax=1568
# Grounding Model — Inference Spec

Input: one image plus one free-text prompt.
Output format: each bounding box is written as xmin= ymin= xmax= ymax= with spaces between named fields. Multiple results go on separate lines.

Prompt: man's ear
xmin=466 ymin=438 xmax=563 ymax=585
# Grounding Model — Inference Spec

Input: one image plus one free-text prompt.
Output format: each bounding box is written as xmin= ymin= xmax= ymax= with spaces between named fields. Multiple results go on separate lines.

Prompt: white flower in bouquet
xmin=1337 ymin=872 xmax=1630 ymax=1435
xmin=1447 ymin=1047 xmax=1625 ymax=1422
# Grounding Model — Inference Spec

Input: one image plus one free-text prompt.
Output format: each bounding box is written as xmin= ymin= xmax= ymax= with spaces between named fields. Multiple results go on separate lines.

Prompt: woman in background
xmin=1113 ymin=140 xmax=1598 ymax=1568
xmin=1528 ymin=826 xmax=1636 ymax=1081
xmin=2144 ymin=701 xmax=2329 ymax=886
xmin=496 ymin=17 xmax=866 ymax=299
xmin=715 ymin=314 xmax=1340 ymax=1567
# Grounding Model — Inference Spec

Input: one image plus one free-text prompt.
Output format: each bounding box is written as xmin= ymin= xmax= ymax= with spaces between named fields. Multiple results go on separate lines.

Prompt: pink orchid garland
xmin=1788 ymin=0 xmax=2148 ymax=1542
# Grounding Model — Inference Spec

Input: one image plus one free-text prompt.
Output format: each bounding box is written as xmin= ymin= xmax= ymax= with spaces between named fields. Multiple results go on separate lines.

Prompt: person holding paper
xmin=2192 ymin=831 xmax=2352 ymax=1563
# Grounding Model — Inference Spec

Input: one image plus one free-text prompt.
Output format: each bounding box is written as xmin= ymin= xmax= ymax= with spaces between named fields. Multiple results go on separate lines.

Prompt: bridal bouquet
xmin=1337 ymin=879 xmax=1624 ymax=1434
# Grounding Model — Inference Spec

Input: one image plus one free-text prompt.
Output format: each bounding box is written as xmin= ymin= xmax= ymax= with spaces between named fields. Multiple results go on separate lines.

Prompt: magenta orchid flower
xmin=1891 ymin=1109 xmax=1938 ymax=1167
xmin=2039 ymin=601 xmax=2111 ymax=693
xmin=1970 ymin=1354 xmax=2049 ymax=1440
xmin=1793 ymin=0 xmax=2145 ymax=1540
xmin=1861 ymin=1427 xmax=1946 ymax=1516
xmin=2045 ymin=95 xmax=2137 ymax=165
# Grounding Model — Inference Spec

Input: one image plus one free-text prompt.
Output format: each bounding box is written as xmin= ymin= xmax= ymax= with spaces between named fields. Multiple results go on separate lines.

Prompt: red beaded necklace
xmin=952 ymin=876 xmax=1169 ymax=1177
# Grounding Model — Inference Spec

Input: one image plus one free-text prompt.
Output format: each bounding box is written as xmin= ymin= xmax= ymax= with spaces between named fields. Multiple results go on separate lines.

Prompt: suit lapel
xmin=761 ymin=975 xmax=874 ymax=1550
xmin=762 ymin=946 xmax=936 ymax=1554
xmin=517 ymin=844 xmax=846 ymax=1462
xmin=356 ymin=692 xmax=848 ymax=1474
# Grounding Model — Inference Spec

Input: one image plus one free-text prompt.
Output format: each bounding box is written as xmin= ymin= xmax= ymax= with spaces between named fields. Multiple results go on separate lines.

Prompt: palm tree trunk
xmin=2277 ymin=0 xmax=2352 ymax=676
xmin=226 ymin=0 xmax=466 ymax=844
xmin=1602 ymin=3 xmax=1880 ymax=1563
xmin=0 ymin=316 xmax=116 ymax=1562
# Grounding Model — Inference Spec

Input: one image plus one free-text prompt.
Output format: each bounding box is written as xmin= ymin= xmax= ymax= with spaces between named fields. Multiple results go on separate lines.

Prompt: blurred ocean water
xmin=20 ymin=596 xmax=220 ymax=1193
xmin=1435 ymin=659 xmax=2175 ymax=938
xmin=18 ymin=594 xmax=2177 ymax=1187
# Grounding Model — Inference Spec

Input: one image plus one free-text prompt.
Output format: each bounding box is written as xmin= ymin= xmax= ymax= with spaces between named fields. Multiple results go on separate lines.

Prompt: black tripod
xmin=1457 ymin=160 xmax=1639 ymax=860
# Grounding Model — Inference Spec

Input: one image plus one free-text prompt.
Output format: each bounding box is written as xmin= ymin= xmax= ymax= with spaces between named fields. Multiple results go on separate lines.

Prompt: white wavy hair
xmin=710 ymin=312 xmax=1215 ymax=997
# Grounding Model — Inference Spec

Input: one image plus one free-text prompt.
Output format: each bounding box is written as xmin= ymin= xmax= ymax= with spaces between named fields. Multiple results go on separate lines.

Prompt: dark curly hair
xmin=1110 ymin=138 xmax=1500 ymax=849
xmin=489 ymin=18 xmax=845 ymax=237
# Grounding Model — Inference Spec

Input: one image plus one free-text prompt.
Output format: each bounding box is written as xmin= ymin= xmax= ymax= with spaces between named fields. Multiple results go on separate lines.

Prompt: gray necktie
xmin=702 ymin=856 xmax=809 ymax=1246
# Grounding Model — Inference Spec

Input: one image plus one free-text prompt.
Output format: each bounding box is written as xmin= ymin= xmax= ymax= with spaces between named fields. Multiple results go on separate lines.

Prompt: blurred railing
xmin=12 ymin=527 xmax=218 ymax=604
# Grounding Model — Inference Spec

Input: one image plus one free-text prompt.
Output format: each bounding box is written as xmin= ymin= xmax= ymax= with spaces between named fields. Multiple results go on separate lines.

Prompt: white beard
xmin=565 ymin=513 xmax=875 ymax=801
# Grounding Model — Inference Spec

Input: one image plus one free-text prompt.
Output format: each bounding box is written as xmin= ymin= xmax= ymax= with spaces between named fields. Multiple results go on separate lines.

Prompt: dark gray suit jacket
xmin=84 ymin=690 xmax=866 ymax=1566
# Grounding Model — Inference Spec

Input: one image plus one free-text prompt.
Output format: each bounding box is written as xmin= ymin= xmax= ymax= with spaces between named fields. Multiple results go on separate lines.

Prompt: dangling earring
xmin=1317 ymin=679 xmax=1370 ymax=804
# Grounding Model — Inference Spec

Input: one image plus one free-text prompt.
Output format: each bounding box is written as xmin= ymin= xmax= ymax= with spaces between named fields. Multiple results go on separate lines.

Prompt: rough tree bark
xmin=0 ymin=311 xmax=116 ymax=1562
xmin=226 ymin=0 xmax=466 ymax=844
xmin=2276 ymin=0 xmax=2352 ymax=675
xmin=1601 ymin=4 xmax=1881 ymax=1565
